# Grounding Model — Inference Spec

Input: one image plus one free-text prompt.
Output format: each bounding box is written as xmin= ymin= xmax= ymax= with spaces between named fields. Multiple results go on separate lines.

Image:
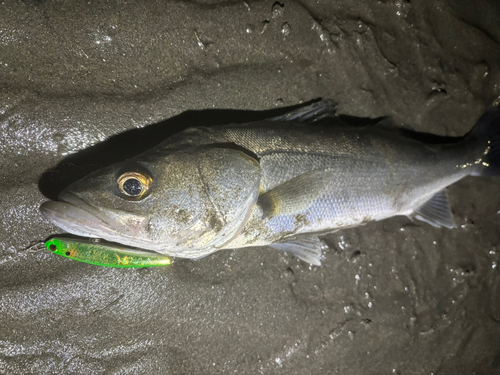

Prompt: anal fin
xmin=413 ymin=190 xmax=456 ymax=229
xmin=269 ymin=236 xmax=327 ymax=266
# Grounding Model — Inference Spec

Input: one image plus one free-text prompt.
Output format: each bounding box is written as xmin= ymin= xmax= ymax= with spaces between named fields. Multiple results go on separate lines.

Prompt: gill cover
xmin=146 ymin=147 xmax=262 ymax=253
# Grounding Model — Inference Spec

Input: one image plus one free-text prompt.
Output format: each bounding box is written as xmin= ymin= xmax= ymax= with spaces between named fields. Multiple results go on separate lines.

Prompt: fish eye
xmin=117 ymin=172 xmax=152 ymax=199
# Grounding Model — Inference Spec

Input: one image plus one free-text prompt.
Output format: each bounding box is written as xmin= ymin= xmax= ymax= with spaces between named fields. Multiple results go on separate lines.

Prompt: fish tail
xmin=468 ymin=107 xmax=500 ymax=177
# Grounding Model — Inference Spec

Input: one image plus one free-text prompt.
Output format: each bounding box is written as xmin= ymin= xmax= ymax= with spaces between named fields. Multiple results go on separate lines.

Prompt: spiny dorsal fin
xmin=259 ymin=170 xmax=333 ymax=217
xmin=266 ymin=100 xmax=337 ymax=124
xmin=413 ymin=190 xmax=456 ymax=229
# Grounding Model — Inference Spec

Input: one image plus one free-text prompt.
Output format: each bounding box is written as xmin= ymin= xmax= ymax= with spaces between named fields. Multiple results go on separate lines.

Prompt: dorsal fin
xmin=413 ymin=190 xmax=455 ymax=229
xmin=266 ymin=100 xmax=337 ymax=124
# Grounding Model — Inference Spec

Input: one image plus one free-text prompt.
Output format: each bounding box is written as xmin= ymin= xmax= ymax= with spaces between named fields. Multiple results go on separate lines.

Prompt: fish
xmin=40 ymin=100 xmax=500 ymax=266
xmin=45 ymin=237 xmax=172 ymax=267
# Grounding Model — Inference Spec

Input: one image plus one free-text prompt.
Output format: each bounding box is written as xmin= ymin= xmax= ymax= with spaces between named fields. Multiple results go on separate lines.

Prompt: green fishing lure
xmin=45 ymin=237 xmax=172 ymax=268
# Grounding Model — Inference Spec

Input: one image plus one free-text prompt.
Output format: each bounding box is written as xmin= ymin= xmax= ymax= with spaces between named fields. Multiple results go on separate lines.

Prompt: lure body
xmin=45 ymin=237 xmax=172 ymax=268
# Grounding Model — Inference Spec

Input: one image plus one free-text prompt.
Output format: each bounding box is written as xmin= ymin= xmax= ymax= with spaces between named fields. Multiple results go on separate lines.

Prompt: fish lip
xmin=40 ymin=191 xmax=122 ymax=239
xmin=57 ymin=191 xmax=115 ymax=227
xmin=58 ymin=191 xmax=141 ymax=231
xmin=40 ymin=200 xmax=113 ymax=239
xmin=58 ymin=191 xmax=102 ymax=218
xmin=41 ymin=191 xmax=156 ymax=247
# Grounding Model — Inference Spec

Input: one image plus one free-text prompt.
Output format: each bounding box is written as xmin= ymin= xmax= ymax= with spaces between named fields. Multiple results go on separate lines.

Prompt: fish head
xmin=40 ymin=147 xmax=262 ymax=258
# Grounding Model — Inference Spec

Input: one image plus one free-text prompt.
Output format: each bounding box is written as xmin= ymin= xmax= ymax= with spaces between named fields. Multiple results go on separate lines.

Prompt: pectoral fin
xmin=269 ymin=236 xmax=327 ymax=266
xmin=259 ymin=170 xmax=333 ymax=217
xmin=413 ymin=190 xmax=455 ymax=229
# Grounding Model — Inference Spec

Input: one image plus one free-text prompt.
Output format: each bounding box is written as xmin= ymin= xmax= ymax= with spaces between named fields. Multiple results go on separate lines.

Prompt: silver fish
xmin=40 ymin=101 xmax=500 ymax=265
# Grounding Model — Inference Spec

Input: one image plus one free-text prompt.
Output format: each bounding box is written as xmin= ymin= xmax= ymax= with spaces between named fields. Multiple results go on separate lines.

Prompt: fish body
xmin=40 ymin=101 xmax=500 ymax=265
xmin=45 ymin=237 xmax=172 ymax=267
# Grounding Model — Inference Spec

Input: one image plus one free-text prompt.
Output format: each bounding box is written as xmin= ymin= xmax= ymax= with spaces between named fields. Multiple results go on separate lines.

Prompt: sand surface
xmin=1 ymin=0 xmax=499 ymax=373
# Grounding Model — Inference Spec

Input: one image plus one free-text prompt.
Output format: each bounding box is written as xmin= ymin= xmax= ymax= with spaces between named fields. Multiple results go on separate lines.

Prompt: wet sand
xmin=1 ymin=0 xmax=499 ymax=373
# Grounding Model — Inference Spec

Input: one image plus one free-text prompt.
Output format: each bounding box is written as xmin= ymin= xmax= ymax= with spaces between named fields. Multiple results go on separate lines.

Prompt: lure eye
xmin=49 ymin=244 xmax=57 ymax=251
xmin=117 ymin=172 xmax=152 ymax=199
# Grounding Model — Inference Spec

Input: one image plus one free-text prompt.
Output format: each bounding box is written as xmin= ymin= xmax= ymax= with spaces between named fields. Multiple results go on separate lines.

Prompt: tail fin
xmin=468 ymin=107 xmax=500 ymax=177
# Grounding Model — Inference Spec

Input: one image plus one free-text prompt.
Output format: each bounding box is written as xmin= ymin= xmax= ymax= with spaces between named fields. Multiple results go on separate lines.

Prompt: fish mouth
xmin=40 ymin=192 xmax=115 ymax=239
xmin=40 ymin=192 xmax=147 ymax=244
